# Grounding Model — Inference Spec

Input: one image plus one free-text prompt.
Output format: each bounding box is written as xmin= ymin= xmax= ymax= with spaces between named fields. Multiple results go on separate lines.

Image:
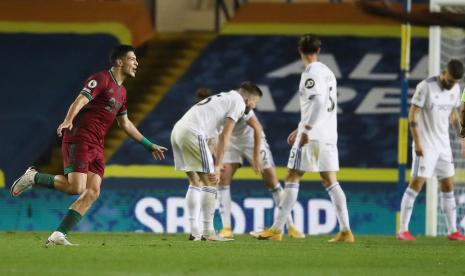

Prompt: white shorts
xmin=287 ymin=140 xmax=339 ymax=172
xmin=411 ymin=147 xmax=454 ymax=179
xmin=170 ymin=125 xmax=214 ymax=173
xmin=223 ymin=137 xmax=275 ymax=169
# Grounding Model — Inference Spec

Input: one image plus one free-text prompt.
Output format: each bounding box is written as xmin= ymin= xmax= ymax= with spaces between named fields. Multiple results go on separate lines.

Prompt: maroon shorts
xmin=62 ymin=142 xmax=105 ymax=178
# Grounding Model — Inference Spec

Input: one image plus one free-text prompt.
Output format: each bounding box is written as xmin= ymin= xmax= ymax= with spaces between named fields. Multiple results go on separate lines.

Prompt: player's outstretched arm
xmin=57 ymin=94 xmax=90 ymax=137
xmin=246 ymin=115 xmax=263 ymax=174
xmin=408 ymin=105 xmax=423 ymax=156
xmin=116 ymin=115 xmax=167 ymax=160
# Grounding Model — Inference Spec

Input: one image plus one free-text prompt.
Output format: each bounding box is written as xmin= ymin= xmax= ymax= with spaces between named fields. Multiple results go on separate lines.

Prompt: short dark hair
xmin=195 ymin=87 xmax=212 ymax=103
xmin=110 ymin=45 xmax=135 ymax=65
xmin=298 ymin=34 xmax=321 ymax=55
xmin=447 ymin=59 xmax=464 ymax=79
xmin=239 ymin=81 xmax=262 ymax=97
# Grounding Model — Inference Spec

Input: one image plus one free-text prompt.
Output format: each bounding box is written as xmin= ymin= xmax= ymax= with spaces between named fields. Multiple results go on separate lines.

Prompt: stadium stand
xmin=0 ymin=0 xmax=154 ymax=184
xmin=0 ymin=33 xmax=119 ymax=186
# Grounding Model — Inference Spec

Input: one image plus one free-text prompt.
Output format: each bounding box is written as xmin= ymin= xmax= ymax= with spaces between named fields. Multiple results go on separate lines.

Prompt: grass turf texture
xmin=0 ymin=232 xmax=463 ymax=275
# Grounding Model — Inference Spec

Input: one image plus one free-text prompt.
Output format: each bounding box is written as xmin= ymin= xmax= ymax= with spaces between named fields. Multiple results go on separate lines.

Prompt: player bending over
xmin=171 ymin=82 xmax=262 ymax=241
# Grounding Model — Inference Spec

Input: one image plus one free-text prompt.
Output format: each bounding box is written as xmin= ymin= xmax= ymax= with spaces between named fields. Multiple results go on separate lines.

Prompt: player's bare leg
xmin=197 ymin=172 xmax=232 ymax=242
xmin=46 ymin=172 xmax=102 ymax=246
xmin=256 ymin=169 xmax=302 ymax=241
xmin=69 ymin=172 xmax=102 ymax=214
xmin=398 ymin=176 xmax=426 ymax=241
xmin=186 ymin=171 xmax=202 ymax=240
xmin=440 ymin=177 xmax=465 ymax=240
xmin=11 ymin=168 xmax=86 ymax=197
xmin=321 ymin=171 xmax=354 ymax=243
xmin=261 ymin=167 xmax=304 ymax=238
xmin=218 ymin=163 xmax=239 ymax=238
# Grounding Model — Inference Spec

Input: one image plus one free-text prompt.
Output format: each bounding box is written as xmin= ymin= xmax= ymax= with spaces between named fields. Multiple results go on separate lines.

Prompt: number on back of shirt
xmin=196 ymin=94 xmax=222 ymax=106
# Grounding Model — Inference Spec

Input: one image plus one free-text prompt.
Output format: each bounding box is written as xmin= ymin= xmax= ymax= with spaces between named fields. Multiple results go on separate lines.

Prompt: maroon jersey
xmin=63 ymin=70 xmax=128 ymax=146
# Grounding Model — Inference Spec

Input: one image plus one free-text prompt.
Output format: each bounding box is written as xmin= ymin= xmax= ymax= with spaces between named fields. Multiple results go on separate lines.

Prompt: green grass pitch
xmin=0 ymin=232 xmax=463 ymax=275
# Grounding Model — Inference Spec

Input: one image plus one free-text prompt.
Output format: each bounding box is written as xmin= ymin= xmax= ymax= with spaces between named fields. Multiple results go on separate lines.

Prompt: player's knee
xmin=408 ymin=177 xmax=425 ymax=192
xmin=85 ymin=187 xmax=100 ymax=202
xmin=219 ymin=176 xmax=231 ymax=186
xmin=320 ymin=178 xmax=332 ymax=188
xmin=67 ymin=181 xmax=86 ymax=195
xmin=285 ymin=171 xmax=301 ymax=183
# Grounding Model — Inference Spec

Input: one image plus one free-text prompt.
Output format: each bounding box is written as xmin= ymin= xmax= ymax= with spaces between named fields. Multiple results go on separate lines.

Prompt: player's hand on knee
xmin=208 ymin=172 xmax=219 ymax=184
xmin=252 ymin=158 xmax=262 ymax=174
xmin=57 ymin=121 xmax=73 ymax=137
xmin=209 ymin=166 xmax=222 ymax=184
xmin=151 ymin=144 xmax=168 ymax=160
xmin=287 ymin=129 xmax=298 ymax=145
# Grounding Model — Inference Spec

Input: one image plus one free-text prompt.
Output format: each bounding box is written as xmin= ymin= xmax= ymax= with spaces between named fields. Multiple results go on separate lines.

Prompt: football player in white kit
xmin=171 ymin=82 xmax=262 ymax=241
xmin=398 ymin=60 xmax=465 ymax=241
xmin=217 ymin=109 xmax=305 ymax=239
xmin=255 ymin=34 xmax=354 ymax=242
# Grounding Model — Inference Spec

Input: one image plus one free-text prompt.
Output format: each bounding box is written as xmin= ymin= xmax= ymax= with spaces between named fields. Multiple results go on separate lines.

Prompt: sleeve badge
xmin=88 ymin=80 xmax=98 ymax=88
xmin=305 ymin=78 xmax=315 ymax=89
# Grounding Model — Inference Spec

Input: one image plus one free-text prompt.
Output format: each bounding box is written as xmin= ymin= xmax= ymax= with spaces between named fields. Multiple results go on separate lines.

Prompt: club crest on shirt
xmin=88 ymin=80 xmax=98 ymax=88
xmin=305 ymin=78 xmax=315 ymax=89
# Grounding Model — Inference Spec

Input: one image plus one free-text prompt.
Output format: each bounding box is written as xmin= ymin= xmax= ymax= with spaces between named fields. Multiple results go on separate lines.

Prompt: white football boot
xmin=11 ymin=166 xmax=37 ymax=197
xmin=45 ymin=231 xmax=76 ymax=247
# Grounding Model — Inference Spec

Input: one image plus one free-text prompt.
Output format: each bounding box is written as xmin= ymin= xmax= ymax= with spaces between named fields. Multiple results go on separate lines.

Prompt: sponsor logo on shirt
xmin=435 ymin=104 xmax=454 ymax=111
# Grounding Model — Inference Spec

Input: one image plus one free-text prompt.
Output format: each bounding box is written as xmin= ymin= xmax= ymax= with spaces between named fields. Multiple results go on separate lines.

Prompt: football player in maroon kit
xmin=11 ymin=45 xmax=167 ymax=246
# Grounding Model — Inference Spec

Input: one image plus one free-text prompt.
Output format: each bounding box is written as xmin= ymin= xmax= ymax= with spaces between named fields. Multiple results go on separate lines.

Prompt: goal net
xmin=429 ymin=0 xmax=465 ymax=236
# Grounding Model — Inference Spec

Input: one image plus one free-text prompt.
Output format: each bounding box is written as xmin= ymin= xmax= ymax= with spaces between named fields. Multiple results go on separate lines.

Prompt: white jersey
xmin=231 ymin=110 xmax=266 ymax=140
xmin=175 ymin=90 xmax=245 ymax=138
xmin=298 ymin=61 xmax=338 ymax=144
xmin=411 ymin=76 xmax=460 ymax=151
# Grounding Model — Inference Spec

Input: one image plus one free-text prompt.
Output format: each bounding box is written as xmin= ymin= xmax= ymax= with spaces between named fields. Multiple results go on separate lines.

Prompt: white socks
xmin=326 ymin=182 xmax=351 ymax=232
xmin=186 ymin=185 xmax=201 ymax=236
xmin=269 ymin=183 xmax=295 ymax=229
xmin=218 ymin=185 xmax=232 ymax=229
xmin=441 ymin=191 xmax=457 ymax=234
xmin=271 ymin=183 xmax=299 ymax=231
xmin=399 ymin=187 xmax=418 ymax=233
xmin=201 ymin=186 xmax=218 ymax=236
